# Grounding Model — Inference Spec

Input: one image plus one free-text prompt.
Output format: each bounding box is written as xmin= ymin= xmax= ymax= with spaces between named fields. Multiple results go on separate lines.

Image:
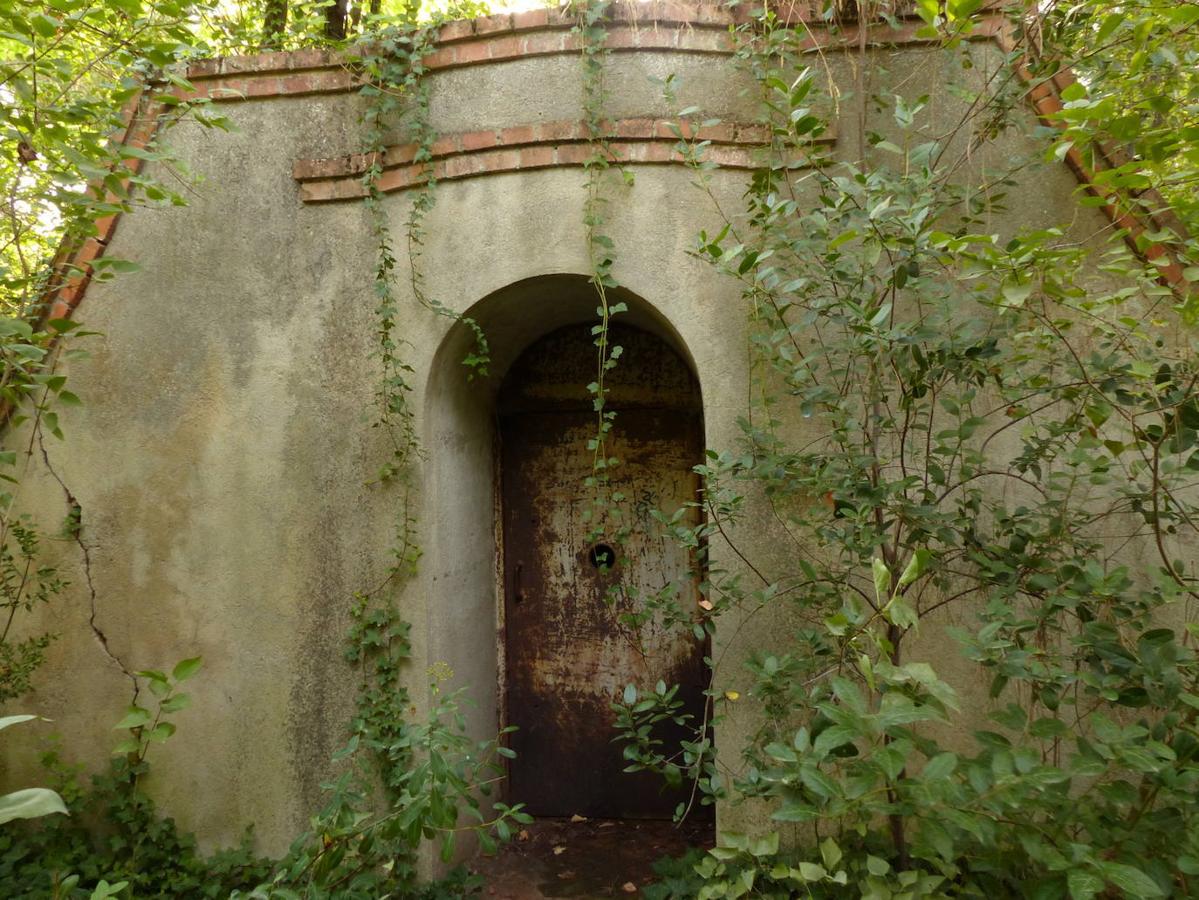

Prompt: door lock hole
xmin=588 ymin=543 xmax=617 ymax=570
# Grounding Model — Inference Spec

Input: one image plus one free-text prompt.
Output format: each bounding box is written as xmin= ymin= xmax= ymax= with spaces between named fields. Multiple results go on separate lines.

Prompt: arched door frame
xmin=421 ymin=274 xmax=706 ymax=808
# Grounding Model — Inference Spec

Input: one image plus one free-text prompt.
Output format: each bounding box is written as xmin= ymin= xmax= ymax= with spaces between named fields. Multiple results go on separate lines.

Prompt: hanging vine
xmin=571 ymin=0 xmax=634 ymax=556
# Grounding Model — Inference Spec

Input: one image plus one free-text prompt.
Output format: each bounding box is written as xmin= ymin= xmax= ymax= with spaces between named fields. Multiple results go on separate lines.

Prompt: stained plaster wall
xmin=1 ymin=22 xmax=1126 ymax=861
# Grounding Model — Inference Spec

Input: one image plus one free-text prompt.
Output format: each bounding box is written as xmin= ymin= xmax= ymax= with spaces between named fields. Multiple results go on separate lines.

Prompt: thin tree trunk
xmin=324 ymin=0 xmax=349 ymax=39
xmin=263 ymin=0 xmax=287 ymax=48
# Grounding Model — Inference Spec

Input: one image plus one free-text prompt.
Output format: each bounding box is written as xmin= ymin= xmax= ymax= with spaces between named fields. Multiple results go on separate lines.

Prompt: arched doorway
xmin=498 ymin=322 xmax=708 ymax=819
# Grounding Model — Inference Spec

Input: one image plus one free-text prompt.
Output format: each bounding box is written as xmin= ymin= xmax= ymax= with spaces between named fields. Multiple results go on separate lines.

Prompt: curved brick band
xmin=182 ymin=5 xmax=1004 ymax=103
xmin=292 ymin=117 xmax=836 ymax=202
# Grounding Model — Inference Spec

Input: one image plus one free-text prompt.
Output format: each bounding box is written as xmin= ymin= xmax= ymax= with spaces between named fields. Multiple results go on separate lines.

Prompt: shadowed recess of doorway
xmin=497 ymin=322 xmax=708 ymax=819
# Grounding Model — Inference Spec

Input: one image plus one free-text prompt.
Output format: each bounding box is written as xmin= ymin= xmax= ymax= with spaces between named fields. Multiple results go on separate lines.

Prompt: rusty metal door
xmin=500 ymin=324 xmax=706 ymax=819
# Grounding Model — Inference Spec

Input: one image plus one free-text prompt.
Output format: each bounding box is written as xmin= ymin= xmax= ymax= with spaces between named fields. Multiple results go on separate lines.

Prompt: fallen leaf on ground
xmin=552 ymin=845 xmax=566 ymax=855
xmin=557 ymin=870 xmax=576 ymax=880
xmin=517 ymin=829 xmax=530 ymax=842
xmin=570 ymin=814 xmax=588 ymax=823
xmin=622 ymin=883 xmax=637 ymax=893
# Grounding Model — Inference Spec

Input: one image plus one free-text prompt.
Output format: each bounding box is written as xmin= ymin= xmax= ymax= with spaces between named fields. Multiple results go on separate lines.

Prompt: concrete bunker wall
xmin=0 ymin=3 xmax=1125 ymax=857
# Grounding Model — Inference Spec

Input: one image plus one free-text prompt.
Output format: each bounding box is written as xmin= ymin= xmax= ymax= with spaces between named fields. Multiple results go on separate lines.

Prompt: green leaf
xmin=797 ymin=861 xmax=827 ymax=882
xmin=873 ymin=558 xmax=891 ymax=602
xmin=747 ymin=832 xmax=779 ymax=857
xmin=1001 ymin=280 xmax=1033 ymax=308
xmin=820 ymin=837 xmax=842 ymax=870
xmin=113 ymin=706 xmax=152 ymax=730
xmin=1060 ymin=82 xmax=1087 ymax=103
xmin=1095 ymin=13 xmax=1124 ymax=44
xmin=1068 ymin=868 xmax=1105 ymax=899
xmin=922 ymin=752 xmax=958 ymax=780
xmin=1098 ymin=862 xmax=1164 ymax=897
xmin=0 ymin=715 xmax=40 ymax=732
xmin=897 ymin=549 xmax=932 ymax=587
xmin=160 ymin=693 xmax=191 ymax=713
xmin=0 ymin=788 xmax=67 ymax=824
xmin=172 ymin=657 xmax=203 ymax=682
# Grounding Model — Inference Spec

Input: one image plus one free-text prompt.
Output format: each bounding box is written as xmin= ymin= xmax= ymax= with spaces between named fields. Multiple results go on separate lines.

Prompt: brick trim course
xmin=181 ymin=2 xmax=980 ymax=102
xmin=293 ymin=117 xmax=836 ymax=202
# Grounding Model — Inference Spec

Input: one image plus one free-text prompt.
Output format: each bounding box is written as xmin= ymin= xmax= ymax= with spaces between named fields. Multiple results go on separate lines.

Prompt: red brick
xmin=181 ymin=81 xmax=211 ymax=100
xmin=70 ymin=239 xmax=105 ymax=270
xmin=92 ymin=214 xmax=120 ymax=243
xmin=645 ymin=142 xmax=674 ymax=163
xmin=473 ymin=13 xmax=514 ymax=36
xmin=538 ymin=120 xmax=582 ymax=142
xmin=453 ymin=41 xmax=489 ymax=65
xmin=223 ymin=53 xmax=272 ymax=74
xmin=317 ymin=69 xmax=356 ymax=92
xmin=519 ymin=145 xmax=555 ymax=168
xmin=380 ymin=143 xmax=414 ymax=166
xmin=57 ymin=280 xmax=85 ymax=309
xmin=491 ymin=148 xmax=520 ymax=171
xmin=430 ymin=136 xmax=459 ymax=157
xmin=461 ymin=130 xmax=498 ymax=152
xmin=243 ymin=76 xmax=281 ymax=98
xmin=1034 ymin=95 xmax=1064 ymax=117
xmin=499 ymin=124 xmax=536 ymax=145
xmin=47 ymin=298 xmax=73 ymax=320
xmin=697 ymin=122 xmax=735 ymax=142
xmin=427 ymin=48 xmax=458 ymax=72
xmin=1052 ymin=69 xmax=1077 ymax=91
xmin=511 ymin=9 xmax=549 ymax=31
xmin=545 ymin=6 xmax=573 ymax=27
xmin=487 ymin=35 xmax=523 ymax=60
xmin=376 ymin=167 xmax=418 ymax=194
xmin=707 ymin=146 xmax=751 ymax=168
xmin=524 ymin=31 xmax=571 ymax=56
xmin=443 ymin=154 xmax=483 ymax=179
xmin=616 ymin=118 xmax=655 ymax=139
xmin=188 ymin=58 xmax=221 ymax=78
xmin=287 ymin=48 xmax=333 ymax=71
xmin=733 ymin=123 xmax=770 ymax=144
xmin=1026 ymin=79 xmax=1055 ymax=102
xmin=280 ymin=74 xmax=315 ymax=94
xmin=437 ymin=19 xmax=476 ymax=43
xmin=652 ymin=119 xmax=678 ymax=139
xmin=209 ymin=78 xmax=249 ymax=101
xmin=693 ymin=3 xmax=735 ymax=25
xmin=680 ymin=29 xmax=733 ymax=53
xmin=555 ymin=144 xmax=592 ymax=166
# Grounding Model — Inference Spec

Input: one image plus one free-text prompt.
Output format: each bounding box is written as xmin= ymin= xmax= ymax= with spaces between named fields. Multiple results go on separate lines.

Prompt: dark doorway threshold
xmin=470 ymin=816 xmax=713 ymax=898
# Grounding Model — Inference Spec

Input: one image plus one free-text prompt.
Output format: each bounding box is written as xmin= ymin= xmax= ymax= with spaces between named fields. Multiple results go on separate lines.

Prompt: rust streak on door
xmin=500 ymin=323 xmax=706 ymax=819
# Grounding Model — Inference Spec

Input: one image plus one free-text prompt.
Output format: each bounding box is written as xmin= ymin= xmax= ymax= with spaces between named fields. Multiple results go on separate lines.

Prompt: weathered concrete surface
xmin=0 ymin=14 xmax=1130 ymax=867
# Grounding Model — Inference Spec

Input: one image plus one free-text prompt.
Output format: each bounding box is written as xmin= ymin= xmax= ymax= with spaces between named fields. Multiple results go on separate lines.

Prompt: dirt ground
xmin=469 ymin=817 xmax=713 ymax=899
